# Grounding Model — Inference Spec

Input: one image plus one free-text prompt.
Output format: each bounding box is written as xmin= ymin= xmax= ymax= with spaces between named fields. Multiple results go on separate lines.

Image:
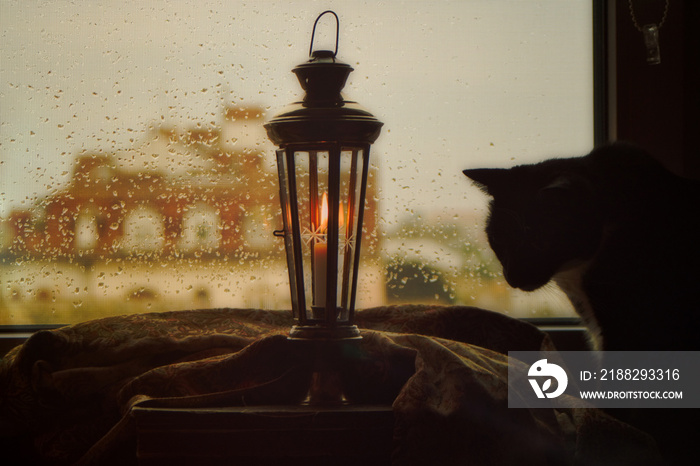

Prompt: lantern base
xmin=303 ymin=370 xmax=349 ymax=406
xmin=289 ymin=334 xmax=362 ymax=406
xmin=288 ymin=324 xmax=362 ymax=341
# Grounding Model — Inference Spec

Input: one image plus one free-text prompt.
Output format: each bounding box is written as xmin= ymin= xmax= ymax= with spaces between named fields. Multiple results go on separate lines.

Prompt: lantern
xmin=265 ymin=11 xmax=383 ymax=341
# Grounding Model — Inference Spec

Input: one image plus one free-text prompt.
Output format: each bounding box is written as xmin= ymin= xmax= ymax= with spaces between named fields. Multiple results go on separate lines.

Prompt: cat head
xmin=464 ymin=159 xmax=603 ymax=291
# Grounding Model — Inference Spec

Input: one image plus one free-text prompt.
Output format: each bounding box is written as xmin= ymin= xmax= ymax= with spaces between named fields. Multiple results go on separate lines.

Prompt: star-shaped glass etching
xmin=301 ymin=223 xmax=327 ymax=246
xmin=301 ymin=225 xmax=355 ymax=250
xmin=299 ymin=192 xmax=356 ymax=251
xmin=341 ymin=231 xmax=356 ymax=252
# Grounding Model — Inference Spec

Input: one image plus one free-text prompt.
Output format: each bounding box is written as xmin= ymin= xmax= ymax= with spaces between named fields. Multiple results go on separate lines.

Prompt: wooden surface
xmin=133 ymin=404 xmax=395 ymax=466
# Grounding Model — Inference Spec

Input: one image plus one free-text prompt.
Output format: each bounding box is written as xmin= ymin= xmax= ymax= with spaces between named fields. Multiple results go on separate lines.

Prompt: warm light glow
xmin=285 ymin=205 xmax=293 ymax=229
xmin=318 ymin=193 xmax=344 ymax=232
xmin=314 ymin=192 xmax=329 ymax=307
xmin=320 ymin=192 xmax=329 ymax=232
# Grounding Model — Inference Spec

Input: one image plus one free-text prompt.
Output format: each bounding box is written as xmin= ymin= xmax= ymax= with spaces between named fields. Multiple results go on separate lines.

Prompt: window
xmin=1 ymin=0 xmax=593 ymax=326
xmin=75 ymin=208 xmax=101 ymax=251
xmin=121 ymin=205 xmax=166 ymax=254
xmin=179 ymin=203 xmax=222 ymax=252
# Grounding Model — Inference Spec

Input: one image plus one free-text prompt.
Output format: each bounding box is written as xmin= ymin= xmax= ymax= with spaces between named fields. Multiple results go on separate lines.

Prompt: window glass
xmin=1 ymin=0 xmax=592 ymax=325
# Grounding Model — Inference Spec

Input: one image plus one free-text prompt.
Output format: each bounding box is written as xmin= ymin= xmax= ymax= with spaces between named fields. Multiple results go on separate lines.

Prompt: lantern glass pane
xmin=337 ymin=148 xmax=365 ymax=319
xmin=291 ymin=149 xmax=334 ymax=319
xmin=286 ymin=148 xmax=366 ymax=323
xmin=276 ymin=150 xmax=300 ymax=314
xmin=290 ymin=150 xmax=311 ymax=319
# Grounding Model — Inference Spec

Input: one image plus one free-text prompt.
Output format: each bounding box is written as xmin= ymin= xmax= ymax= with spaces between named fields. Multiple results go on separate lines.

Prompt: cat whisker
xmin=541 ymin=281 xmax=574 ymax=306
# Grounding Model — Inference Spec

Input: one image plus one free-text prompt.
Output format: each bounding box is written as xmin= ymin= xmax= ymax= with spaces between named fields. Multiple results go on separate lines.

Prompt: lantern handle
xmin=309 ymin=10 xmax=339 ymax=58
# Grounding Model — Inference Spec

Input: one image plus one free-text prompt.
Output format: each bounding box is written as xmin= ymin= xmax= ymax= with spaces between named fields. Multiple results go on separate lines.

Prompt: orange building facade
xmin=0 ymin=106 xmax=381 ymax=324
xmin=1 ymin=105 xmax=379 ymax=261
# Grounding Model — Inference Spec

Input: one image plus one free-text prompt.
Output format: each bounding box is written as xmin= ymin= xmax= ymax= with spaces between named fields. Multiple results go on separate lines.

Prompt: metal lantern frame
xmin=265 ymin=11 xmax=383 ymax=341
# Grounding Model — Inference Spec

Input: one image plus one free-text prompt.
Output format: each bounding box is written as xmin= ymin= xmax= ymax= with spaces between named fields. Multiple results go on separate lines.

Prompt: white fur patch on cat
xmin=553 ymin=260 xmax=602 ymax=351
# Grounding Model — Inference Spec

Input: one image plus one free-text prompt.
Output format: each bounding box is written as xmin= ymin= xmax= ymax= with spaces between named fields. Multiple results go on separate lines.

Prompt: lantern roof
xmin=264 ymin=50 xmax=383 ymax=146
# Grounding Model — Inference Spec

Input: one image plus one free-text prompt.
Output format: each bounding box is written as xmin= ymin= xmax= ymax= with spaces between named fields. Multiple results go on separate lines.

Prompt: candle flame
xmin=320 ymin=192 xmax=329 ymax=231
xmin=318 ymin=192 xmax=345 ymax=232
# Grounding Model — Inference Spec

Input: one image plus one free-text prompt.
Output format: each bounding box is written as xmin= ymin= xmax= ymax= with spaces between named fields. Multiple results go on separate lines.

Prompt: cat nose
xmin=517 ymin=282 xmax=541 ymax=292
xmin=501 ymin=268 xmax=520 ymax=288
xmin=503 ymin=268 xmax=542 ymax=292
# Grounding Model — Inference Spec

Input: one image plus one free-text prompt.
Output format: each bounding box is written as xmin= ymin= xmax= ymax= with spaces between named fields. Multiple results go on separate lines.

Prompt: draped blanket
xmin=0 ymin=306 xmax=662 ymax=465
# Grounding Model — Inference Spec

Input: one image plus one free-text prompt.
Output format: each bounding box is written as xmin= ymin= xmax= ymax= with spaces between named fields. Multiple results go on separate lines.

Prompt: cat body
xmin=464 ymin=143 xmax=700 ymax=351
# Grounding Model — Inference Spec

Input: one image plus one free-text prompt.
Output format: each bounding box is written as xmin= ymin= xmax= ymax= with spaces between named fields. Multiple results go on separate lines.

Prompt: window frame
xmin=1 ymin=1 xmax=615 ymax=354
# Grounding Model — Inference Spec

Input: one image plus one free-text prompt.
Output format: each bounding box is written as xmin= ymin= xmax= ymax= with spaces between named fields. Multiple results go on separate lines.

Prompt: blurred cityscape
xmin=0 ymin=105 xmax=574 ymax=325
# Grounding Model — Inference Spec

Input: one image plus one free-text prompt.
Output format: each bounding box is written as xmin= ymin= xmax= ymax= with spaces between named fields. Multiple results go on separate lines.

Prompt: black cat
xmin=463 ymin=143 xmax=700 ymax=351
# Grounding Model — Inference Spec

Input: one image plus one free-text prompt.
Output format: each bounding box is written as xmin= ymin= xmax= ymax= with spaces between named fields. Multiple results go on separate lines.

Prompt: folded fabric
xmin=0 ymin=306 xmax=662 ymax=465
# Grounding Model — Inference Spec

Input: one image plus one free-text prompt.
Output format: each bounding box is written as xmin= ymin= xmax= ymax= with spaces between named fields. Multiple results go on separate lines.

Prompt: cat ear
xmin=463 ymin=168 xmax=508 ymax=195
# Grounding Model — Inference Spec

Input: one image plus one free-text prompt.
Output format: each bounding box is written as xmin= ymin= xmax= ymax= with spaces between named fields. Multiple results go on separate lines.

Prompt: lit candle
xmin=314 ymin=242 xmax=327 ymax=306
xmin=314 ymin=193 xmax=329 ymax=307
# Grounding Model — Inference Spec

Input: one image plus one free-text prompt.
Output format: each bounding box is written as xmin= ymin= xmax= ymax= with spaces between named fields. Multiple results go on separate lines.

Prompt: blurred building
xmin=0 ymin=105 xmax=381 ymax=324
xmin=0 ymin=105 xmax=565 ymax=325
xmin=4 ymin=106 xmax=279 ymax=258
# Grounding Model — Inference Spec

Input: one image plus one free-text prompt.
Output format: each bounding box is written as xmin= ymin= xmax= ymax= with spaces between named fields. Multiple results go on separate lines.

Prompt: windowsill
xmin=0 ymin=325 xmax=66 ymax=358
xmin=522 ymin=317 xmax=590 ymax=351
xmin=0 ymin=319 xmax=590 ymax=357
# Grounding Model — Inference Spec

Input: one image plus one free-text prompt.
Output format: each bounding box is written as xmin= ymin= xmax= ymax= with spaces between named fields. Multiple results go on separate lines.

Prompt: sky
xmin=1 ymin=0 xmax=593 ymax=222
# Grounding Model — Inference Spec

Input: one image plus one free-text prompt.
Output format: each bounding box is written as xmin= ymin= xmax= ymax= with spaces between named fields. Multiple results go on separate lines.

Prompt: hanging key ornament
xmin=628 ymin=0 xmax=669 ymax=65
